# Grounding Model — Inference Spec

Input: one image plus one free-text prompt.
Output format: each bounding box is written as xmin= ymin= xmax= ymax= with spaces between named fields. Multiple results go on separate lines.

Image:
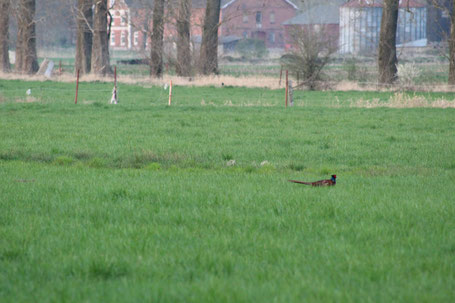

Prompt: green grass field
xmin=1 ymin=79 xmax=455 ymax=302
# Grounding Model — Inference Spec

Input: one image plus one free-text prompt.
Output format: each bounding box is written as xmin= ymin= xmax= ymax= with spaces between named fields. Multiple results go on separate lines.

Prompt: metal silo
xmin=339 ymin=0 xmax=427 ymax=55
xmin=396 ymin=4 xmax=427 ymax=45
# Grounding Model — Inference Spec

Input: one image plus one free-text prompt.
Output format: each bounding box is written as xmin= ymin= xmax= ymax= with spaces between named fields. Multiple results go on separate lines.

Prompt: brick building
xmin=220 ymin=0 xmax=298 ymax=48
xmin=109 ymin=0 xmax=132 ymax=50
xmin=282 ymin=4 xmax=340 ymax=50
xmin=108 ymin=0 xmax=298 ymax=51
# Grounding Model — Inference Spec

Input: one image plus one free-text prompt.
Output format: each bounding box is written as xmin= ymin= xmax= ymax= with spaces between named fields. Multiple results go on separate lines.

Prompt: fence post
xmin=279 ymin=66 xmax=283 ymax=86
xmin=285 ymin=70 xmax=288 ymax=108
xmin=289 ymin=80 xmax=294 ymax=107
xmin=114 ymin=65 xmax=117 ymax=89
xmin=75 ymin=69 xmax=80 ymax=104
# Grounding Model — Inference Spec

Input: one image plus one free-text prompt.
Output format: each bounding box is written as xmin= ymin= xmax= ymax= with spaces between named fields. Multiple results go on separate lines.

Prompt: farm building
xmin=282 ymin=4 xmax=340 ymax=50
xmin=220 ymin=0 xmax=298 ymax=48
xmin=339 ymin=0 xmax=427 ymax=55
xmin=109 ymin=0 xmax=298 ymax=51
xmin=108 ymin=0 xmax=207 ymax=51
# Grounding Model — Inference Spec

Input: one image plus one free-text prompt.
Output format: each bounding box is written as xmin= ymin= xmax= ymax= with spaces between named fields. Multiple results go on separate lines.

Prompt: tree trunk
xmin=0 ymin=0 xmax=10 ymax=72
xmin=378 ymin=0 xmax=399 ymax=84
xmin=199 ymin=0 xmax=221 ymax=75
xmin=150 ymin=0 xmax=164 ymax=77
xmin=75 ymin=0 xmax=93 ymax=75
xmin=176 ymin=0 xmax=192 ymax=77
xmin=448 ymin=0 xmax=455 ymax=84
xmin=16 ymin=0 xmax=39 ymax=75
xmin=91 ymin=0 xmax=111 ymax=76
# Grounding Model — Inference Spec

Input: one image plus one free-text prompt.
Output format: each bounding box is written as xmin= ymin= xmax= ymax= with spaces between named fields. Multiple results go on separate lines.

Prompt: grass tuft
xmin=53 ymin=156 xmax=75 ymax=166
xmin=88 ymin=260 xmax=129 ymax=280
xmin=87 ymin=157 xmax=107 ymax=168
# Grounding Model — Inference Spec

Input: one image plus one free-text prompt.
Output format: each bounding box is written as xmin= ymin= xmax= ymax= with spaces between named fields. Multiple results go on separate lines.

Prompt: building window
xmin=243 ymin=12 xmax=248 ymax=23
xmin=256 ymin=11 xmax=262 ymax=24
xmin=111 ymin=32 xmax=115 ymax=46
xmin=121 ymin=31 xmax=126 ymax=46
xmin=270 ymin=12 xmax=275 ymax=24
xmin=243 ymin=31 xmax=248 ymax=38
xmin=269 ymin=32 xmax=275 ymax=43
xmin=134 ymin=32 xmax=139 ymax=46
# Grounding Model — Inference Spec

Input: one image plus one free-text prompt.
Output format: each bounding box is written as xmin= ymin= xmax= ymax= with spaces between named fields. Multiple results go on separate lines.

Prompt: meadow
xmin=0 ymin=78 xmax=455 ymax=302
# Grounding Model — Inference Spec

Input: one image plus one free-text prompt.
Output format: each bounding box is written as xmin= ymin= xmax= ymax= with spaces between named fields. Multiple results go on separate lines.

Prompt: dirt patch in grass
xmin=15 ymin=96 xmax=39 ymax=103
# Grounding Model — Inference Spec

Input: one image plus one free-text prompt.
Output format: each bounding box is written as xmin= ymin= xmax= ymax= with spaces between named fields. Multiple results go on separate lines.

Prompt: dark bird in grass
xmin=288 ymin=175 xmax=336 ymax=187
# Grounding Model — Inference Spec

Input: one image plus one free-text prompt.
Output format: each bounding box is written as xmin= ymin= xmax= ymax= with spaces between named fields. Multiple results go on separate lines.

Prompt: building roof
xmin=282 ymin=5 xmax=339 ymax=25
xmin=124 ymin=0 xmax=232 ymax=9
xmin=124 ymin=0 xmax=301 ymax=10
xmin=192 ymin=0 xmax=233 ymax=9
xmin=342 ymin=0 xmax=425 ymax=8
xmin=221 ymin=0 xmax=298 ymax=10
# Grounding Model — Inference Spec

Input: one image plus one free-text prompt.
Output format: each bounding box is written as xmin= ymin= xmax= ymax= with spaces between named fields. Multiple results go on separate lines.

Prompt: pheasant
xmin=288 ymin=175 xmax=336 ymax=187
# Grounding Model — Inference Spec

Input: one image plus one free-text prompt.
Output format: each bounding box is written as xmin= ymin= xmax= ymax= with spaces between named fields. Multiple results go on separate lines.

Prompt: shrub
xmin=397 ymin=62 xmax=421 ymax=90
xmin=281 ymin=25 xmax=338 ymax=90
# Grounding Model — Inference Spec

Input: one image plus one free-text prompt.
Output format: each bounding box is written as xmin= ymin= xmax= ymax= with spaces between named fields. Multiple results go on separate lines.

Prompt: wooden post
xmin=168 ymin=80 xmax=172 ymax=106
xmin=289 ymin=80 xmax=294 ymax=107
xmin=279 ymin=66 xmax=283 ymax=86
xmin=59 ymin=60 xmax=62 ymax=75
xmin=109 ymin=66 xmax=118 ymax=104
xmin=75 ymin=69 xmax=80 ymax=104
xmin=285 ymin=70 xmax=288 ymax=108
xmin=114 ymin=65 xmax=117 ymax=89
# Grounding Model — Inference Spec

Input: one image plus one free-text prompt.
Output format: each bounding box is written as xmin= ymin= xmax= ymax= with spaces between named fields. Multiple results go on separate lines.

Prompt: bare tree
xmin=75 ymin=0 xmax=93 ymax=75
xmin=150 ymin=0 xmax=165 ymax=77
xmin=91 ymin=0 xmax=112 ymax=76
xmin=282 ymin=25 xmax=338 ymax=90
xmin=199 ymin=0 xmax=221 ymax=75
xmin=16 ymin=0 xmax=39 ymax=74
xmin=0 ymin=0 xmax=11 ymax=72
xmin=176 ymin=0 xmax=192 ymax=76
xmin=36 ymin=0 xmax=75 ymax=49
xmin=378 ymin=0 xmax=399 ymax=84
xmin=449 ymin=0 xmax=455 ymax=84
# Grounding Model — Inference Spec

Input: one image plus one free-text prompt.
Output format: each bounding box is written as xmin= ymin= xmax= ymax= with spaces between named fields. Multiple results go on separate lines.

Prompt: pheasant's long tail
xmin=288 ymin=180 xmax=312 ymax=185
